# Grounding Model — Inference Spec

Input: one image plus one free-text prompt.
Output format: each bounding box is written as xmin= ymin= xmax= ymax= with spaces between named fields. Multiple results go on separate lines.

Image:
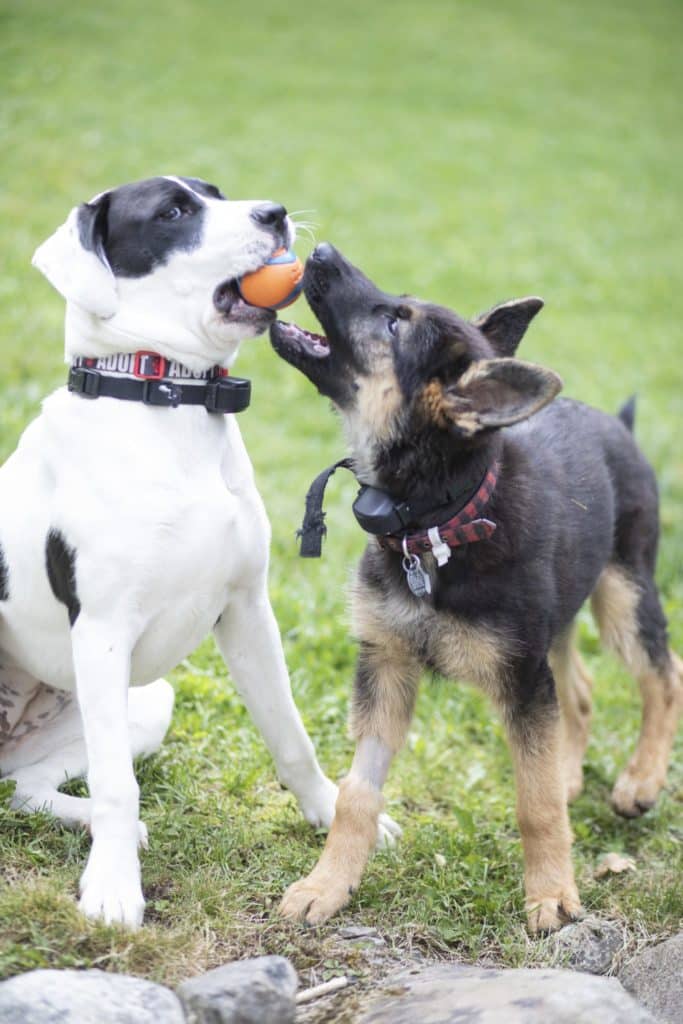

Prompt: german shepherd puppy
xmin=270 ymin=242 xmax=682 ymax=933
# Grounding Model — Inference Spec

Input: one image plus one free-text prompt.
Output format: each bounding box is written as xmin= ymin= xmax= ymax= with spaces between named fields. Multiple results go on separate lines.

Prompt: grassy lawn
xmin=1 ymin=0 xmax=681 ymax=995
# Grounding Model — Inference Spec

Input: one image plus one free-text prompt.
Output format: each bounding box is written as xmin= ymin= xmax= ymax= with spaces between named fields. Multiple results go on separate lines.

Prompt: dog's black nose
xmin=310 ymin=242 xmax=336 ymax=263
xmin=251 ymin=203 xmax=288 ymax=231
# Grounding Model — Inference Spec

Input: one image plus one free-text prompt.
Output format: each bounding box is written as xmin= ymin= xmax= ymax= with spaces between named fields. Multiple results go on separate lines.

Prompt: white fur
xmin=0 ymin=182 xmax=339 ymax=927
xmin=32 ymin=207 xmax=119 ymax=319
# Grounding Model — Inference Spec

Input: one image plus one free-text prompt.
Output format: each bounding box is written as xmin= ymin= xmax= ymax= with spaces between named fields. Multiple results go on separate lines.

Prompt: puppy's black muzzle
xmin=303 ymin=242 xmax=344 ymax=306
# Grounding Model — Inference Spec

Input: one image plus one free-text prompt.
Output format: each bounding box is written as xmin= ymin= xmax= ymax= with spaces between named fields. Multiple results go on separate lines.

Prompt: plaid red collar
xmin=377 ymin=461 xmax=500 ymax=560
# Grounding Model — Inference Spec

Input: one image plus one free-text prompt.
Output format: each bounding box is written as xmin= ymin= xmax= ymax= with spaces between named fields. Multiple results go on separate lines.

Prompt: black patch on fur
xmin=179 ymin=177 xmax=226 ymax=200
xmin=78 ymin=192 xmax=111 ymax=268
xmin=78 ymin=176 xmax=210 ymax=279
xmin=0 ymin=542 xmax=8 ymax=600
xmin=46 ymin=529 xmax=80 ymax=626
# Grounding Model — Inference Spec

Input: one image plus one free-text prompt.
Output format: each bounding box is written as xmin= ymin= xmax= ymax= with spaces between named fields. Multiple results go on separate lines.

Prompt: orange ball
xmin=238 ymin=248 xmax=304 ymax=310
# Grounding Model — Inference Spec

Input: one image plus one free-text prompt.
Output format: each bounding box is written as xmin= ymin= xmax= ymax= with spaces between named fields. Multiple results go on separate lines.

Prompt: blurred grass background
xmin=1 ymin=0 xmax=681 ymax=986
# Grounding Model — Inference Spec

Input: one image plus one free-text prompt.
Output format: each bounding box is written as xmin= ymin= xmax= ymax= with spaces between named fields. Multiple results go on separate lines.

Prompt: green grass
xmin=1 ymin=0 xmax=681 ymax=991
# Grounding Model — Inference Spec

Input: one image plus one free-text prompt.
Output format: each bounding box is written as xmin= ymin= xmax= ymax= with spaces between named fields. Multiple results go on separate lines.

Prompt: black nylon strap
xmin=298 ymin=458 xmax=354 ymax=557
xmin=67 ymin=367 xmax=251 ymax=414
xmin=299 ymin=445 xmax=500 ymax=558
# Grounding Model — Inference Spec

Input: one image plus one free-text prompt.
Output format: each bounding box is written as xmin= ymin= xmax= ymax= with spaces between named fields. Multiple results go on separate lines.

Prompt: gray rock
xmin=551 ymin=914 xmax=625 ymax=974
xmin=0 ymin=968 xmax=184 ymax=1024
xmin=619 ymin=933 xmax=683 ymax=1024
xmin=177 ymin=954 xmax=298 ymax=1024
xmin=360 ymin=963 xmax=656 ymax=1024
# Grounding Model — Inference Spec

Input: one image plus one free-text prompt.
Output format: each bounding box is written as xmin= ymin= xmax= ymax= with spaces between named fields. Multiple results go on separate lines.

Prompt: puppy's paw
xmin=78 ymin=839 xmax=145 ymax=929
xmin=611 ymin=770 xmax=662 ymax=818
xmin=279 ymin=872 xmax=353 ymax=926
xmin=376 ymin=811 xmax=402 ymax=849
xmin=526 ymin=889 xmax=584 ymax=934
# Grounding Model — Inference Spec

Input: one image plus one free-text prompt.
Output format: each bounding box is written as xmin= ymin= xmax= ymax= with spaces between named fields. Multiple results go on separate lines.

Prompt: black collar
xmin=67 ymin=352 xmax=250 ymax=414
xmin=297 ymin=447 xmax=495 ymax=557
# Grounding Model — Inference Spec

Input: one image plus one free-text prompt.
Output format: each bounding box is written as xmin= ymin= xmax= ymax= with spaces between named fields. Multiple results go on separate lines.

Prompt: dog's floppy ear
xmin=425 ymin=358 xmax=562 ymax=436
xmin=472 ymin=297 xmax=544 ymax=356
xmin=32 ymin=194 xmax=118 ymax=318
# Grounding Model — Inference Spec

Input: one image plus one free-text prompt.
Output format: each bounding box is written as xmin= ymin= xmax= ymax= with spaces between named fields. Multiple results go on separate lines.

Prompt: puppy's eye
xmin=387 ymin=317 xmax=399 ymax=338
xmin=159 ymin=206 xmax=183 ymax=221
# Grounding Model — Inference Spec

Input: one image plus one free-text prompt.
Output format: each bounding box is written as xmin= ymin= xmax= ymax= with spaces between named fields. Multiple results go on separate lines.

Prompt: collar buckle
xmin=141 ymin=380 xmax=182 ymax=407
xmin=133 ymin=351 xmax=167 ymax=379
xmin=68 ymin=366 xmax=101 ymax=398
xmin=205 ymin=376 xmax=251 ymax=414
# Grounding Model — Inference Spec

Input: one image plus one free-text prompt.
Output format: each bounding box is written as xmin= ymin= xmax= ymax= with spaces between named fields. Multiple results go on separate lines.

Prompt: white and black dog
xmin=0 ymin=176 xmax=396 ymax=928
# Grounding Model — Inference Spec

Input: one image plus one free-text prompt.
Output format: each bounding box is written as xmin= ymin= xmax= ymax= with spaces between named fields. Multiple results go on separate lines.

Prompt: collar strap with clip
xmin=376 ymin=462 xmax=499 ymax=560
xmin=297 ymin=454 xmax=499 ymax=560
xmin=67 ymin=352 xmax=250 ymax=414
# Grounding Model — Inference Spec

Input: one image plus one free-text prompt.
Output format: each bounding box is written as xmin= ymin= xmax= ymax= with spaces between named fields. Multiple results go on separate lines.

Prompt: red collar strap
xmin=377 ymin=462 xmax=500 ymax=563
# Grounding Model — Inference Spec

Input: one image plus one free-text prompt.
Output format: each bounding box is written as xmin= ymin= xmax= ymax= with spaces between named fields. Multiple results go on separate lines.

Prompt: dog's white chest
xmin=0 ymin=394 xmax=270 ymax=689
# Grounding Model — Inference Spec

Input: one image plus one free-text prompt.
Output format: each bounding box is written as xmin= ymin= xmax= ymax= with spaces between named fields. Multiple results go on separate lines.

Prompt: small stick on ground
xmin=296 ymin=975 xmax=351 ymax=1005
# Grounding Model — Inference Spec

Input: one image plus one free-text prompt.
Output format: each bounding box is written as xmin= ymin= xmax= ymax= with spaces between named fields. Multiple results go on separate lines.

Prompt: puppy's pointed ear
xmin=425 ymin=358 xmax=562 ymax=436
xmin=472 ymin=297 xmax=544 ymax=356
xmin=32 ymin=194 xmax=118 ymax=318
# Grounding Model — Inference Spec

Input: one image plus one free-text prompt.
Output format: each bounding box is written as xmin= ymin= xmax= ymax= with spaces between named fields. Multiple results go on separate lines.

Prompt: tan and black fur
xmin=270 ymin=243 xmax=682 ymax=933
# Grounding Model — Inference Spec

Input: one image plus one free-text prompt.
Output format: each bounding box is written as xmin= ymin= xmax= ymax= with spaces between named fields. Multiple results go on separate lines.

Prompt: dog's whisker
xmin=291 ymin=219 xmax=320 ymax=232
xmin=296 ymin=227 xmax=318 ymax=244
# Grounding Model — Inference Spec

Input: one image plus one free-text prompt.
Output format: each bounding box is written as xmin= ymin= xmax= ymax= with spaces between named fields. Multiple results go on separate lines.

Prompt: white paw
xmin=78 ymin=838 xmax=145 ymax=929
xmin=377 ymin=811 xmax=402 ymax=849
xmin=296 ymin=775 xmax=339 ymax=829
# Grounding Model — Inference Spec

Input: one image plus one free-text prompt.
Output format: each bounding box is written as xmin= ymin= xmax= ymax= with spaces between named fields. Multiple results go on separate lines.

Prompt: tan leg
xmin=280 ymin=636 xmax=420 ymax=925
xmin=591 ymin=565 xmax=683 ymax=817
xmin=611 ymin=651 xmax=683 ymax=816
xmin=549 ymin=627 xmax=593 ymax=802
xmin=279 ymin=772 xmax=384 ymax=924
xmin=508 ymin=703 xmax=582 ymax=934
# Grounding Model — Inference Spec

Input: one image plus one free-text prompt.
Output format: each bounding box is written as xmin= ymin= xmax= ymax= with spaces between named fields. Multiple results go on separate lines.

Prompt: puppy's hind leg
xmin=549 ymin=625 xmax=593 ymax=802
xmin=592 ymin=564 xmax=683 ymax=817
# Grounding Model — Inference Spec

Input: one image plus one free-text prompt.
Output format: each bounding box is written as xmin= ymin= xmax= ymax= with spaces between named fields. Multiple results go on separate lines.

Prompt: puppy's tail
xmin=617 ymin=395 xmax=636 ymax=433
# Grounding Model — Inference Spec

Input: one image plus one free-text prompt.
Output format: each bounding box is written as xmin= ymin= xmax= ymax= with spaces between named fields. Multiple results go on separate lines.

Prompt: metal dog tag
xmin=402 ymin=552 xmax=432 ymax=598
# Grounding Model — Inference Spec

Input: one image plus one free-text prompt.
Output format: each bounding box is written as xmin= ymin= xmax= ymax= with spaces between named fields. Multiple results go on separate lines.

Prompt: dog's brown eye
xmin=159 ymin=206 xmax=183 ymax=221
xmin=387 ymin=317 xmax=399 ymax=338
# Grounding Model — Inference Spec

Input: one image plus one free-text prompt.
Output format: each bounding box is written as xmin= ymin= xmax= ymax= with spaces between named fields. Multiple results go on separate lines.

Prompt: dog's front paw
xmin=526 ymin=887 xmax=583 ymax=934
xmin=279 ymin=870 xmax=354 ymax=926
xmin=296 ymin=776 xmax=339 ymax=830
xmin=79 ymin=838 xmax=145 ymax=929
xmin=377 ymin=811 xmax=402 ymax=849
